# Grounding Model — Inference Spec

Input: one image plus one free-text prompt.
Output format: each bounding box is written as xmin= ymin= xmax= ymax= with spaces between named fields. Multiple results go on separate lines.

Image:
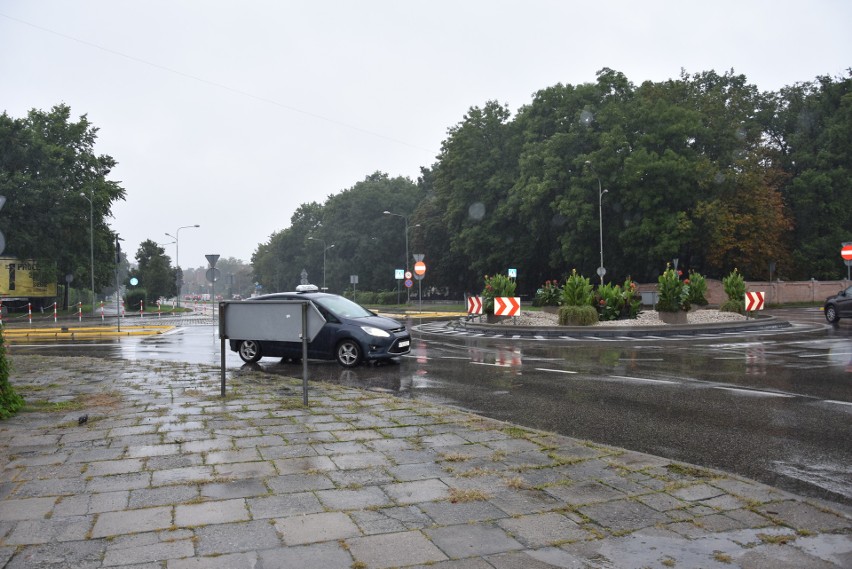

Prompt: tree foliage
xmin=249 ymin=69 xmax=851 ymax=298
xmin=0 ymin=105 xmax=125 ymax=302
xmin=127 ymin=240 xmax=175 ymax=304
xmin=251 ymin=173 xmax=422 ymax=295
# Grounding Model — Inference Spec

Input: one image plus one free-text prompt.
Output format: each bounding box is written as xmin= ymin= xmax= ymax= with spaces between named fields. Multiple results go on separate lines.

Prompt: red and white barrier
xmin=100 ymin=301 xmax=105 ymax=321
xmin=77 ymin=301 xmax=82 ymax=322
xmin=467 ymin=296 xmax=483 ymax=315
xmin=494 ymin=297 xmax=521 ymax=317
xmin=28 ymin=302 xmax=32 ymax=326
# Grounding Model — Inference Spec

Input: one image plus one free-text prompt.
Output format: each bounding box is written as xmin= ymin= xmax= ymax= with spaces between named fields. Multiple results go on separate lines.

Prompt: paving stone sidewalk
xmin=0 ymin=355 xmax=850 ymax=569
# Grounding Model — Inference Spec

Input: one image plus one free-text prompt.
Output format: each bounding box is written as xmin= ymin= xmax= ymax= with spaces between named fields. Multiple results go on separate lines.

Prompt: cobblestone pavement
xmin=1 ymin=355 xmax=850 ymax=568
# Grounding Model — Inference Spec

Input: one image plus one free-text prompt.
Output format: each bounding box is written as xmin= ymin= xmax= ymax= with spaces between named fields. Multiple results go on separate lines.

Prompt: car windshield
xmin=314 ymin=295 xmax=374 ymax=319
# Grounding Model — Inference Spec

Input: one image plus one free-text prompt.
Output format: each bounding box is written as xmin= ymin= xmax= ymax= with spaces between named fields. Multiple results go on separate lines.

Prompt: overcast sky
xmin=1 ymin=1 xmax=849 ymax=271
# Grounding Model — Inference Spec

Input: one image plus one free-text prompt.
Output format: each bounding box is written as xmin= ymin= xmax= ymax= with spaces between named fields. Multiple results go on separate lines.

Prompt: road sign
xmin=842 ymin=244 xmax=852 ymax=261
xmin=405 ymin=271 xmax=412 ymax=280
xmin=206 ymin=268 xmax=220 ymax=283
xmin=745 ymin=291 xmax=765 ymax=311
xmin=508 ymin=268 xmax=517 ymax=278
xmin=404 ymin=279 xmax=413 ymax=288
xmin=467 ymin=296 xmax=482 ymax=315
xmin=596 ymin=266 xmax=606 ymax=278
xmin=494 ymin=296 xmax=521 ymax=316
xmin=414 ymin=261 xmax=426 ymax=275
xmin=206 ymin=254 xmax=220 ymax=267
xmin=395 ymin=269 xmax=405 ymax=280
xmin=221 ymin=300 xmax=326 ymax=343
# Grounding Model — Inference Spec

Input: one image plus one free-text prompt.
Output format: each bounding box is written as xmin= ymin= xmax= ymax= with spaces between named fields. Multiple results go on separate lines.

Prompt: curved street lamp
xmin=166 ymin=224 xmax=200 ymax=307
xmin=585 ymin=161 xmax=608 ymax=284
xmin=307 ymin=237 xmax=334 ymax=291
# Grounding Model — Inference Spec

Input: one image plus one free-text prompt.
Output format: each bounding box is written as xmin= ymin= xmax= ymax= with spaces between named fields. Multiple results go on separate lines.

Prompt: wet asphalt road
xmin=8 ymin=308 xmax=852 ymax=506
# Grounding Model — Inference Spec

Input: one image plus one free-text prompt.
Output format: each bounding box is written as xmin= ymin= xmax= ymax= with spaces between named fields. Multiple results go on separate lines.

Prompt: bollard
xmin=28 ymin=302 xmax=32 ymax=326
xmin=53 ymin=302 xmax=57 ymax=323
xmin=140 ymin=300 xmax=144 ymax=318
xmin=157 ymin=301 xmax=161 ymax=318
xmin=100 ymin=301 xmax=104 ymax=322
xmin=78 ymin=301 xmax=82 ymax=322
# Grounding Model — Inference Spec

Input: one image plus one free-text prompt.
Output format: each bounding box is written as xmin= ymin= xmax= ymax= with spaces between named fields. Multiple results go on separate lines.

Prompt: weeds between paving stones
xmin=447 ymin=487 xmax=491 ymax=503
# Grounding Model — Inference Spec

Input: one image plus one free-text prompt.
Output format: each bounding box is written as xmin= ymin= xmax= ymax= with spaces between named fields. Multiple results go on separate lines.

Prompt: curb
xmin=445 ymin=315 xmax=792 ymax=339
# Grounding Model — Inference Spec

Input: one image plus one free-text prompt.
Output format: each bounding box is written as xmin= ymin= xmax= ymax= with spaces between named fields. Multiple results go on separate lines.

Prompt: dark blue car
xmin=229 ymin=286 xmax=411 ymax=367
xmin=824 ymin=285 xmax=852 ymax=324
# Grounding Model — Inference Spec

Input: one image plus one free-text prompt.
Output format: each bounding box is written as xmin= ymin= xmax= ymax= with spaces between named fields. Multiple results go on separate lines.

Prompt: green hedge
xmin=0 ymin=330 xmax=24 ymax=420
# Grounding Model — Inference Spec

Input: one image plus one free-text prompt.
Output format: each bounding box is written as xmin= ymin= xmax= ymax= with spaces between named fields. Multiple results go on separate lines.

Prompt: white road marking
xmin=609 ymin=375 xmax=677 ymax=385
xmin=712 ymin=387 xmax=794 ymax=398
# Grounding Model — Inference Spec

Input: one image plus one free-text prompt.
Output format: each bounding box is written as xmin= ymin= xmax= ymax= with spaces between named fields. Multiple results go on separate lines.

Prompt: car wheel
xmin=238 ymin=340 xmax=262 ymax=363
xmin=825 ymin=305 xmax=840 ymax=324
xmin=336 ymin=339 xmax=363 ymax=368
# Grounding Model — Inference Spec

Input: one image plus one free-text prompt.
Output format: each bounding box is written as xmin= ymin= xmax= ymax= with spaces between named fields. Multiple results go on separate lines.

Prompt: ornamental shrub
xmin=656 ymin=265 xmax=690 ymax=312
xmin=621 ymin=277 xmax=642 ymax=319
xmin=124 ymin=288 xmax=147 ymax=312
xmin=558 ymin=305 xmax=599 ymax=326
xmin=481 ymin=274 xmax=517 ymax=314
xmin=561 ymin=269 xmax=593 ymax=307
xmin=0 ymin=329 xmax=24 ymax=420
xmin=595 ymin=283 xmax=624 ymax=321
xmin=686 ymin=271 xmax=709 ymax=307
xmin=533 ymin=280 xmax=562 ymax=307
xmin=721 ymin=269 xmax=745 ymax=313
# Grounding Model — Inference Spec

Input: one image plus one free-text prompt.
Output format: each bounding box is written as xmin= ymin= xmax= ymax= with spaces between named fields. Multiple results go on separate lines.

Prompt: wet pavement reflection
xmin=8 ymin=308 xmax=852 ymax=505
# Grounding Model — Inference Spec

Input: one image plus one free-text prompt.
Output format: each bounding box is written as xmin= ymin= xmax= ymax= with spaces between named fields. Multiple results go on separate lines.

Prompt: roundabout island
xmin=444 ymin=308 xmax=794 ymax=339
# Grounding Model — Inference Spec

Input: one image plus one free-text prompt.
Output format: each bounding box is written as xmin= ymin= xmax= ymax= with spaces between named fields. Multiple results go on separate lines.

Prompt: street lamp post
xmin=307 ymin=237 xmax=334 ymax=291
xmin=383 ymin=211 xmax=421 ymax=303
xmin=165 ymin=224 xmax=200 ymax=308
xmin=585 ymin=162 xmax=608 ymax=284
xmin=79 ymin=191 xmax=95 ymax=316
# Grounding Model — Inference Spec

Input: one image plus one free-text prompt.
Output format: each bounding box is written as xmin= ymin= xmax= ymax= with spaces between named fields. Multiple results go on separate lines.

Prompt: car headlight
xmin=361 ymin=326 xmax=391 ymax=338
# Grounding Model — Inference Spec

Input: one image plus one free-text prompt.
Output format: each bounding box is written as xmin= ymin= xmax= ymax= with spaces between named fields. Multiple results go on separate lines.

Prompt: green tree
xmin=127 ymin=240 xmax=175 ymax=304
xmin=768 ymin=72 xmax=852 ymax=278
xmin=0 ymin=105 xmax=125 ymax=307
xmin=431 ymin=101 xmax=523 ymax=293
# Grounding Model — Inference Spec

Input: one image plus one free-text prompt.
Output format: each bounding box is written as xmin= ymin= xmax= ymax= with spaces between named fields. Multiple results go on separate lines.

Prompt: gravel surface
xmin=508 ymin=308 xmax=747 ymax=327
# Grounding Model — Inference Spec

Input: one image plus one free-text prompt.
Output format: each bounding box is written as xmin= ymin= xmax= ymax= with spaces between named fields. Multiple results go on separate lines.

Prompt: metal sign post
xmin=413 ymin=254 xmax=425 ymax=313
xmin=219 ymin=300 xmax=325 ymax=401
xmin=206 ymin=254 xmax=220 ymax=327
xmin=843 ymin=242 xmax=852 ymax=281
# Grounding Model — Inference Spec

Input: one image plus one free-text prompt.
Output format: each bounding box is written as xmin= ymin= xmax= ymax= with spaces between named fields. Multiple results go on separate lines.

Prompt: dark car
xmin=228 ymin=286 xmax=411 ymax=367
xmin=824 ymin=285 xmax=852 ymax=323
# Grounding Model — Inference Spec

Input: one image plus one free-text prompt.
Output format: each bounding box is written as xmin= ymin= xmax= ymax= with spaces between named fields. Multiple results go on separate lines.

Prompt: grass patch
xmin=503 ymin=476 xmax=526 ymax=489
xmin=757 ymin=532 xmax=797 ymax=545
xmin=439 ymin=452 xmax=471 ymax=463
xmin=666 ymin=463 xmax=715 ymax=479
xmin=448 ymin=488 xmax=491 ymax=503
xmin=457 ymin=467 xmax=494 ymax=478
xmin=502 ymin=426 xmax=532 ymax=438
xmin=24 ymin=391 xmax=122 ymax=413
